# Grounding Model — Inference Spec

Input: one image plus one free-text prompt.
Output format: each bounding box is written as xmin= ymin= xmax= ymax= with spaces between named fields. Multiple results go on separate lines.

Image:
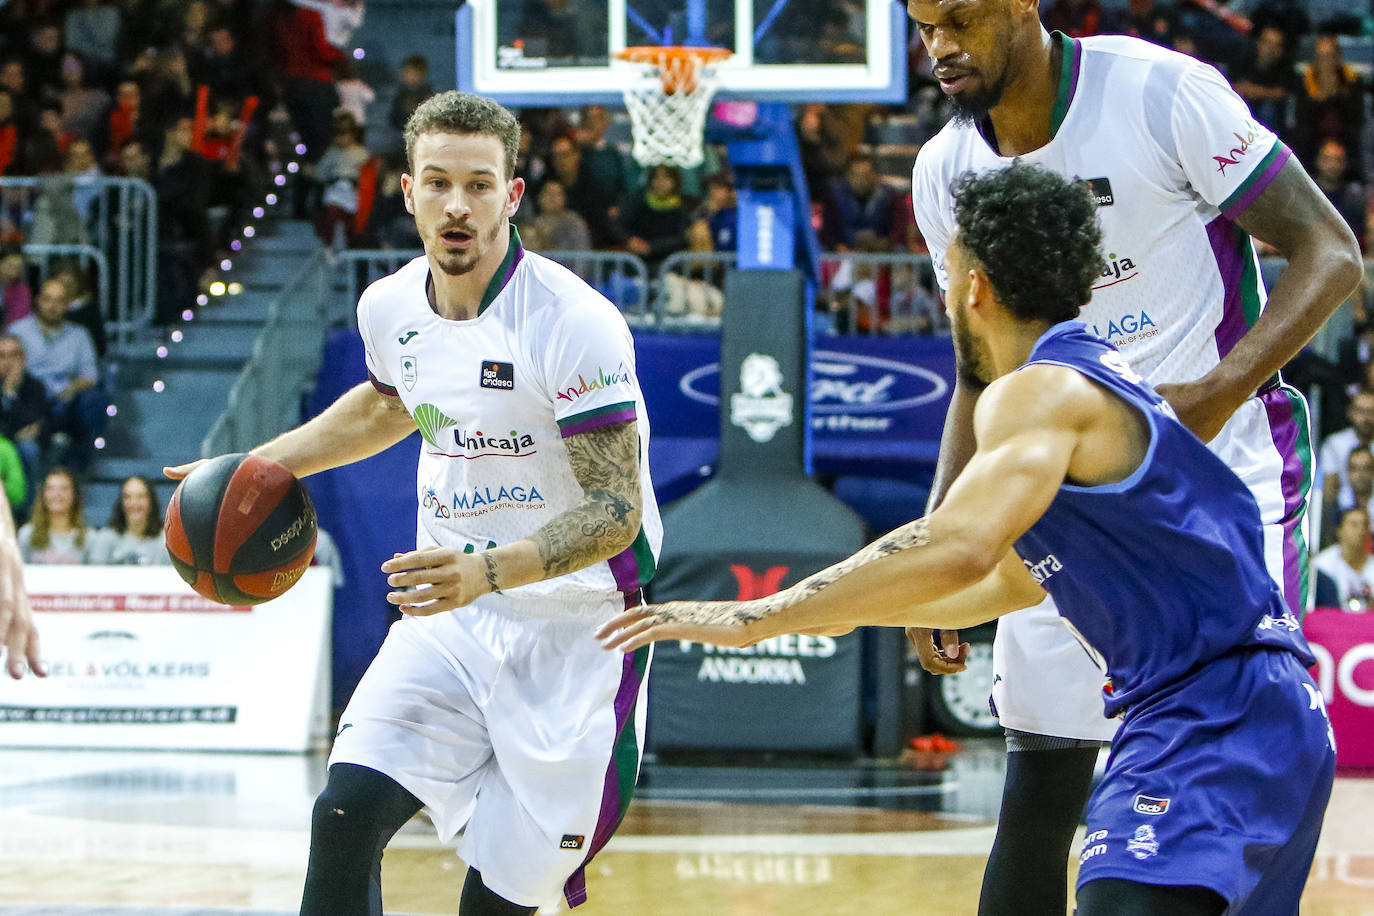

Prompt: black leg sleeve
xmin=978 ymin=745 xmax=1100 ymax=916
xmin=300 ymin=763 xmax=424 ymax=916
xmin=1077 ymin=878 xmax=1226 ymax=916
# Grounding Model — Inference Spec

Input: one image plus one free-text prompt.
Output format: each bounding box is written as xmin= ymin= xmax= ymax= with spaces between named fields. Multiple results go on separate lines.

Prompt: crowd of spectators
xmin=0 ymin=0 xmax=378 ymax=520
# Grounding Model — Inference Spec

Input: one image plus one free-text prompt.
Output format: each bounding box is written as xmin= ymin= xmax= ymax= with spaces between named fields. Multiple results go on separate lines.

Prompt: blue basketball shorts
xmin=1076 ymin=648 xmax=1336 ymax=913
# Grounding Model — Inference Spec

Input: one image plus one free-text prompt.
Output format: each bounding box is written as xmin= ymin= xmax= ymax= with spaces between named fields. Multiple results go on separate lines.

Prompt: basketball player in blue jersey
xmin=169 ymin=92 xmax=662 ymax=915
xmin=597 ymin=163 xmax=1337 ymax=916
xmin=904 ymin=1 xmax=1362 ymax=912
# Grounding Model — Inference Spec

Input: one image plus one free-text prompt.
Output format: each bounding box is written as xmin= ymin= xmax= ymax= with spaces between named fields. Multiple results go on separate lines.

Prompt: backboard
xmin=456 ymin=0 xmax=908 ymax=105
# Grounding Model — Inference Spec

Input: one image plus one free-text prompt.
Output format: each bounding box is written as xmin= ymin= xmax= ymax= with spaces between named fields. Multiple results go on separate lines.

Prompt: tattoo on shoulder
xmin=533 ymin=421 xmax=643 ymax=578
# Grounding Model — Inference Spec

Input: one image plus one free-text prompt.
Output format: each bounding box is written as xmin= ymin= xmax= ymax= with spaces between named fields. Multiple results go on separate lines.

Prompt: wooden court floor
xmin=0 ymin=748 xmax=1371 ymax=915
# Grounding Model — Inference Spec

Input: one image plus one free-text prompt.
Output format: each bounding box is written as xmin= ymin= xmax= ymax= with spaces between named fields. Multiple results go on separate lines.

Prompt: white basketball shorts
xmin=330 ymin=591 xmax=651 ymax=908
xmin=990 ymin=384 xmax=1312 ymax=741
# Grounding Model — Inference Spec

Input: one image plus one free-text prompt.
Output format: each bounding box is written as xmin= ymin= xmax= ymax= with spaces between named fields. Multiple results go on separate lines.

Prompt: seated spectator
xmin=0 ymin=247 xmax=31 ymax=326
xmin=55 ymin=266 xmax=106 ymax=358
xmin=63 ymin=0 xmax=122 ymax=84
xmin=1 ymin=59 xmax=39 ymax=136
xmin=1230 ymin=25 xmax=1299 ymax=141
xmin=1322 ymin=445 xmax=1374 ymax=548
xmin=20 ymin=104 xmax=64 ymax=174
xmin=622 ymin=164 xmax=693 ymax=275
xmin=154 ymin=117 xmax=215 ymax=292
xmin=0 ymin=333 xmax=49 ymax=504
xmin=388 ymin=54 xmax=434 ymax=133
xmin=522 ymin=179 xmax=591 ymax=252
xmin=56 ymin=55 xmax=108 ymax=146
xmin=575 ymin=105 xmax=629 ymax=207
xmin=314 ymin=112 xmax=371 ymax=248
xmin=796 ymin=103 xmax=855 ymax=199
xmin=9 ymin=277 xmax=102 ymax=470
xmin=546 ymin=134 xmax=620 ymax=247
xmin=199 ymin=25 xmax=258 ymax=107
xmin=105 ymin=80 xmax=155 ymax=169
xmin=695 ymin=171 xmax=737 ymax=252
xmin=1315 ymin=506 xmax=1374 ymax=610
xmin=1295 ymin=34 xmax=1364 ymax=171
xmin=820 ymin=152 xmax=905 ymax=251
xmin=88 ymin=475 xmax=170 ymax=565
xmin=64 ymin=139 xmax=103 ymax=224
xmin=1311 ymin=138 xmax=1364 ymax=247
xmin=1319 ymin=388 xmax=1374 ymax=505
xmin=18 ymin=467 xmax=91 ymax=563
xmin=24 ymin=22 xmax=65 ymax=101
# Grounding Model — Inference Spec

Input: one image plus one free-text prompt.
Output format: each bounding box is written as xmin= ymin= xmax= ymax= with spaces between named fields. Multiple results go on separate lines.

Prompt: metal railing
xmin=653 ymin=250 xmax=943 ymax=334
xmin=329 ymin=249 xmax=653 ymax=325
xmin=201 ymin=252 xmax=332 ymax=456
xmin=1 ymin=176 xmax=157 ymax=352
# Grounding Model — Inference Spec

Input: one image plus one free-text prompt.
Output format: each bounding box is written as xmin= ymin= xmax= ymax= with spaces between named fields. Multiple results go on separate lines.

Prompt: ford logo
xmin=679 ymin=351 xmax=948 ymax=414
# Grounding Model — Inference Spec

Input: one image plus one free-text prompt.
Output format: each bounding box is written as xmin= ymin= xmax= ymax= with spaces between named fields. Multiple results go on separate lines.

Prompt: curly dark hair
xmin=951 ymin=163 xmax=1105 ymax=324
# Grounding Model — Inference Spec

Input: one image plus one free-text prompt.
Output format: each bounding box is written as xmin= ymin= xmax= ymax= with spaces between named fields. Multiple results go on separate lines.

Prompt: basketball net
xmin=615 ymin=46 xmax=731 ymax=168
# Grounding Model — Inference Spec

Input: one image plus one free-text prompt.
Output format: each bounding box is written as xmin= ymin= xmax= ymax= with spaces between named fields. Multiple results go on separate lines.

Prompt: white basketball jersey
xmin=913 ymin=32 xmax=1290 ymax=386
xmin=357 ymin=229 xmax=662 ymax=607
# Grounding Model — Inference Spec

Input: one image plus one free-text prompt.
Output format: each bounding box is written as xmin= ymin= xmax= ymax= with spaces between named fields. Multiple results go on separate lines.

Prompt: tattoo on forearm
xmin=482 ymin=553 xmax=501 ymax=594
xmin=643 ymin=518 xmax=934 ymax=628
xmin=533 ymin=422 xmax=643 ymax=578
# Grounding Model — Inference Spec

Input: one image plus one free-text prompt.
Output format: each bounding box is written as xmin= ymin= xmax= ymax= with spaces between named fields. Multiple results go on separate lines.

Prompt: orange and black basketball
xmin=165 ymin=453 xmax=318 ymax=605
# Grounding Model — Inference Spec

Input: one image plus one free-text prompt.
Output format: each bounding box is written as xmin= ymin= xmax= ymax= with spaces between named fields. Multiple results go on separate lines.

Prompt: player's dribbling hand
xmin=162 ymin=458 xmax=210 ymax=480
xmin=596 ymin=602 xmax=766 ymax=653
xmin=382 ymin=546 xmax=492 ymax=616
xmin=906 ymin=627 xmax=969 ymax=674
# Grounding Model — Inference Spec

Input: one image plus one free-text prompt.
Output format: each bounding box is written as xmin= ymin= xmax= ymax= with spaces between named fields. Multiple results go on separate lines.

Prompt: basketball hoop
xmin=614 ymin=45 xmax=731 ymax=168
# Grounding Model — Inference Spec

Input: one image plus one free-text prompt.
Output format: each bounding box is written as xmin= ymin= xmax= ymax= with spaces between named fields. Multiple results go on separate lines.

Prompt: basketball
xmin=164 ymin=453 xmax=319 ymax=605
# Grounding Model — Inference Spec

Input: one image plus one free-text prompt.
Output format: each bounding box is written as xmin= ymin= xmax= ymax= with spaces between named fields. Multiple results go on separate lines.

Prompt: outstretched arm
xmin=598 ymin=367 xmax=1101 ymax=651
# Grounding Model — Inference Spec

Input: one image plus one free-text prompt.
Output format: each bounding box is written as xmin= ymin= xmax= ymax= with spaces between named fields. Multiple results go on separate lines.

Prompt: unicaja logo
xmin=730 ymin=353 xmax=794 ymax=443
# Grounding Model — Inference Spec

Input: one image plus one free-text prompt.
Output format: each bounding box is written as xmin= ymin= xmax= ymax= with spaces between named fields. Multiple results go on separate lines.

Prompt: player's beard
xmin=430 ymin=216 xmax=505 ymax=276
xmin=948 ymin=77 xmax=1007 ymax=128
xmin=951 ymin=299 xmax=993 ymax=389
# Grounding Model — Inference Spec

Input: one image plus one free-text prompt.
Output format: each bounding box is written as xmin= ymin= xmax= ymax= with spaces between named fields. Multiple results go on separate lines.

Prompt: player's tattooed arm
xmin=531 ymin=420 xmax=643 ymax=578
xmin=381 ymin=421 xmax=642 ymax=615
xmin=597 ymin=518 xmax=936 ymax=649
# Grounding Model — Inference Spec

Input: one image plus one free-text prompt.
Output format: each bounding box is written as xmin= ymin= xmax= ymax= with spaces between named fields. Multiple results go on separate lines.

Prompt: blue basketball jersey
xmin=1011 ymin=322 xmax=1312 ymax=718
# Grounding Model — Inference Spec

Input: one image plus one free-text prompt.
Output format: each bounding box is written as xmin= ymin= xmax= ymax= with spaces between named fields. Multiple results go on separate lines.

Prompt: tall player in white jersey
xmin=168 ymin=92 xmax=662 ymax=915
xmin=905 ymin=2 xmax=1362 ymax=913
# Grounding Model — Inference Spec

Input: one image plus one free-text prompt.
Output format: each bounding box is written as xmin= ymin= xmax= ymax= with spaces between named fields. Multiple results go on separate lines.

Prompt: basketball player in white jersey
xmin=168 ymin=92 xmax=661 ymax=915
xmin=904 ymin=2 xmax=1362 ymax=912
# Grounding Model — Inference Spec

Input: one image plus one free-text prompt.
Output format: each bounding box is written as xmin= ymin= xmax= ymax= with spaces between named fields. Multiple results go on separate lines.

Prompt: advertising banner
xmin=1307 ymin=607 xmax=1374 ymax=768
xmin=1 ymin=566 xmax=332 ymax=752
